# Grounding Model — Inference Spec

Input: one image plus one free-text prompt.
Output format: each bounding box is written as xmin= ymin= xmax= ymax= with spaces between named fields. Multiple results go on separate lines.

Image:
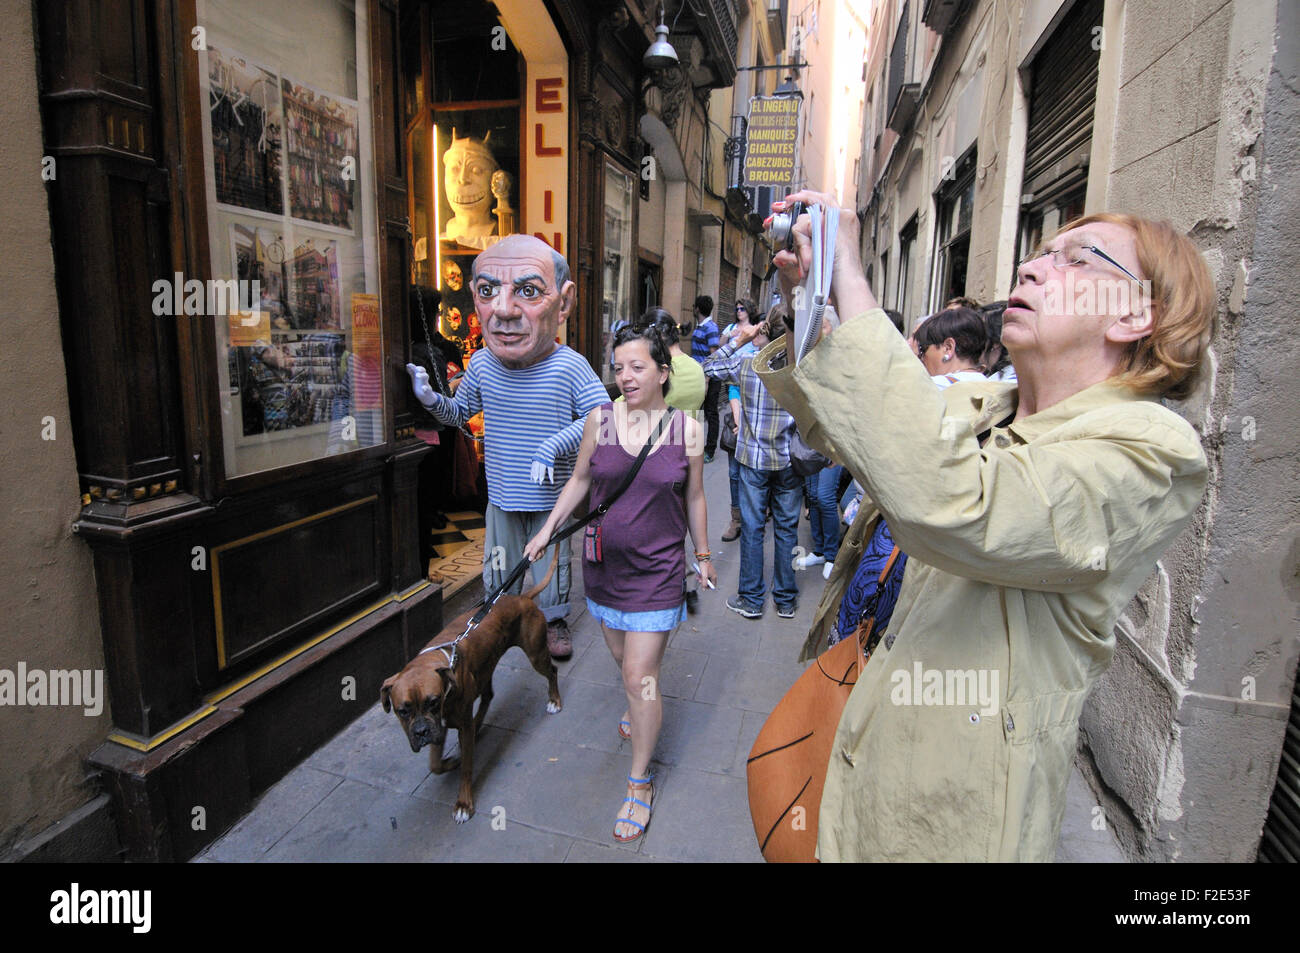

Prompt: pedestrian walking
xmin=690 ymin=295 xmax=722 ymax=461
xmin=525 ymin=323 xmax=715 ymax=842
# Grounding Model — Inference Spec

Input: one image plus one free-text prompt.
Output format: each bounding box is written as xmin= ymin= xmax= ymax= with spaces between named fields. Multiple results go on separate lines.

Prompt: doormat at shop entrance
xmin=426 ymin=511 xmax=486 ymax=599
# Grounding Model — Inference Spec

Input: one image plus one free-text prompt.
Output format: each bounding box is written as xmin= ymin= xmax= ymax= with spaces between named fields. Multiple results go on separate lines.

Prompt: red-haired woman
xmin=761 ymin=197 xmax=1213 ymax=862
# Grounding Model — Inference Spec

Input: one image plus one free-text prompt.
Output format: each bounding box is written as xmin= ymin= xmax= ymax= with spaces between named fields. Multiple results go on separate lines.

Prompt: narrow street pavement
xmin=197 ymin=455 xmax=1124 ymax=863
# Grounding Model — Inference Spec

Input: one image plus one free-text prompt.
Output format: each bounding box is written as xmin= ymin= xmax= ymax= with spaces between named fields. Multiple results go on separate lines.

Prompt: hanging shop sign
xmin=742 ymin=95 xmax=801 ymax=189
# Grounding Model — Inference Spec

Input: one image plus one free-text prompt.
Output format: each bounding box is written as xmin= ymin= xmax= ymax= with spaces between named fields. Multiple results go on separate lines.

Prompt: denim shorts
xmin=585 ymin=598 xmax=686 ymax=633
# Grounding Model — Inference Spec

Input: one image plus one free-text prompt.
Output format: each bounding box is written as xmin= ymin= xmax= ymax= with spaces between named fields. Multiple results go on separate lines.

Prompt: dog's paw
xmin=452 ymin=804 xmax=473 ymax=824
xmin=546 ymin=700 xmax=562 ymax=714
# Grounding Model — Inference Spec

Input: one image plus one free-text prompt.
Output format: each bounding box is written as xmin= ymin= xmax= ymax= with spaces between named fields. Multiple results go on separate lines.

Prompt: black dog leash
xmin=434 ymin=410 xmax=674 ymax=665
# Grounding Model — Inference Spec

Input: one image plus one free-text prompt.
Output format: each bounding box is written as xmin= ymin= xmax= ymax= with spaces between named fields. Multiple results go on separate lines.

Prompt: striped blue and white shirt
xmin=423 ymin=345 xmax=608 ymax=511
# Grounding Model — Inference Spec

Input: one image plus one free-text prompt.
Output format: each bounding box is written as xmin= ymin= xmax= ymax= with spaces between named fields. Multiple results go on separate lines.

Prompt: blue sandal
xmin=613 ymin=773 xmax=655 ymax=843
xmin=618 ymin=715 xmax=631 ymax=740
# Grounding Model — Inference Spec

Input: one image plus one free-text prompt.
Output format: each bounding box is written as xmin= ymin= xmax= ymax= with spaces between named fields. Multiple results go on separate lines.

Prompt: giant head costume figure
xmin=469 ymin=234 xmax=575 ymax=369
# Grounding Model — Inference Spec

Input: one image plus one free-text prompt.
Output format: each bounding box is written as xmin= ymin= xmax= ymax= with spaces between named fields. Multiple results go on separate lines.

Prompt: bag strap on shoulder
xmin=852 ymin=545 xmax=902 ymax=675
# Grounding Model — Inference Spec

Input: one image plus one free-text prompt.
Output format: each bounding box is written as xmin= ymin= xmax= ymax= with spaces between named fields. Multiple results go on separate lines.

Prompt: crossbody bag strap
xmin=853 ymin=545 xmax=902 ymax=677
xmin=579 ymin=408 xmax=675 ymax=527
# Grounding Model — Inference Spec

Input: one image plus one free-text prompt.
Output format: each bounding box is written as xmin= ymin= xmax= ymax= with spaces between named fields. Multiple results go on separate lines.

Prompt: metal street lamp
xmin=643 ymin=5 xmax=679 ymax=69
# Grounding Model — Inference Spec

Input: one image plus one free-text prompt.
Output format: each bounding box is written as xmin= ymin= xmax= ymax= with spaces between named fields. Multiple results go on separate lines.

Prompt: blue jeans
xmin=728 ymin=453 xmax=741 ymax=509
xmin=813 ymin=465 xmax=844 ymax=563
xmin=736 ymin=462 xmax=801 ymax=610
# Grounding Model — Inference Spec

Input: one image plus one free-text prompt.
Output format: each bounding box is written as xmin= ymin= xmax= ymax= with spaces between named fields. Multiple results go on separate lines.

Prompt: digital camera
xmin=767 ymin=201 xmax=806 ymax=252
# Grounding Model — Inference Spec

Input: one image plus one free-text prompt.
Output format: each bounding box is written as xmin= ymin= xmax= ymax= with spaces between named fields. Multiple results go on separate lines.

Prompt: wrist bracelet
xmin=695 ymin=552 xmax=712 ymax=561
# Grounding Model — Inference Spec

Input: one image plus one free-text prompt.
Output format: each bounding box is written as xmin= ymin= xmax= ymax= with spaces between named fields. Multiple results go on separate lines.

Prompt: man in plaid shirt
xmin=703 ymin=317 xmax=802 ymax=620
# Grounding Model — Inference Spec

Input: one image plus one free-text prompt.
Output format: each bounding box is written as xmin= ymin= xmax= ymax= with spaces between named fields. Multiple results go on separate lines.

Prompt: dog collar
xmin=419 ymin=644 xmax=456 ymax=665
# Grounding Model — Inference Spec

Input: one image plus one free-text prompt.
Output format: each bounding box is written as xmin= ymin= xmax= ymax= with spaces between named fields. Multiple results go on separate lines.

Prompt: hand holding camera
xmin=767 ymin=192 xmax=877 ymax=353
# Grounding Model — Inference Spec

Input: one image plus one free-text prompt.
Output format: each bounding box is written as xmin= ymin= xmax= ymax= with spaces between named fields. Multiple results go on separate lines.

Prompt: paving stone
xmin=565 ymin=639 xmax=707 ymax=704
xmin=693 ymin=654 xmax=809 ymax=715
xmin=639 ymin=766 xmax=763 ymax=863
xmin=564 ymin=840 xmax=673 ymax=863
xmin=528 ymin=677 xmax=628 ymax=756
xmin=303 ymin=702 xmax=433 ymax=796
xmin=197 ymin=766 xmax=344 ymax=861
xmin=729 ymin=709 xmax=769 ymax=778
xmin=668 ymin=621 xmax=759 ymax=659
xmin=754 ymin=618 xmax=815 ymax=664
xmin=656 ymin=646 xmax=709 ymax=700
xmin=262 ymin=778 xmax=447 ymax=862
xmin=476 ymin=662 xmax=565 ymax=734
xmin=651 ymin=698 xmax=745 ymax=775
xmin=562 ymin=632 xmax=625 ymax=688
xmin=506 ymin=742 xmax=671 ymax=851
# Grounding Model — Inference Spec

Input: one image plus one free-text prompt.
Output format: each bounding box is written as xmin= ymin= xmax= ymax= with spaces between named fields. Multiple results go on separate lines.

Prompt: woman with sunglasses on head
xmin=913 ymin=306 xmax=989 ymax=386
xmin=757 ymin=195 xmax=1213 ymax=862
xmin=524 ymin=322 xmax=715 ymax=843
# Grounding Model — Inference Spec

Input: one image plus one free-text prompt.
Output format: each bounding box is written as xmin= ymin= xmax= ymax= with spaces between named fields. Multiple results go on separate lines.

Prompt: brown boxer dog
xmin=381 ymin=548 xmax=562 ymax=822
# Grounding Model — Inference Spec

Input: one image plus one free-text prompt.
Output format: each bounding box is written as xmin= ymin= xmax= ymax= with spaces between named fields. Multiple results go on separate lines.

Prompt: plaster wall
xmin=0 ymin=0 xmax=110 ymax=853
xmin=639 ymin=170 xmax=666 ymax=259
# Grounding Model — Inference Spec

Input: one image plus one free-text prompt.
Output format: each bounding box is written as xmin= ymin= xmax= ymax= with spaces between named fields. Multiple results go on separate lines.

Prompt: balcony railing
xmin=706 ymin=0 xmax=740 ymax=83
xmin=885 ymin=1 xmax=919 ymax=134
xmin=922 ymin=0 xmax=968 ymax=35
xmin=886 ymin=1 xmax=909 ymax=121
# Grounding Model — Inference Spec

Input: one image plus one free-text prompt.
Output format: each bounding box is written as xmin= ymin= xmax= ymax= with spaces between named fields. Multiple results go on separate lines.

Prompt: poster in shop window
xmin=207 ymin=47 xmax=284 ymax=215
xmin=282 ymin=78 xmax=359 ymax=232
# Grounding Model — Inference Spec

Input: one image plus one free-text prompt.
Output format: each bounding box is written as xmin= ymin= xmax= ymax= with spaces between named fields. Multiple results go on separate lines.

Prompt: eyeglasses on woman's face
xmin=1018 ymin=236 xmax=1144 ymax=285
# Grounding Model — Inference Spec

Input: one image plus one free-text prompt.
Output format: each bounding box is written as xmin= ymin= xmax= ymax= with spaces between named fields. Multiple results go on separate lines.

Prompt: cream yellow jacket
xmin=754 ymin=310 xmax=1207 ymax=862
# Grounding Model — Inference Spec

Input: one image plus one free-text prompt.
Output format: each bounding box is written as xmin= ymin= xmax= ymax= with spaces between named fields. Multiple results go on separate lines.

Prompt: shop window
xmin=197 ymin=0 xmax=383 ymax=479
xmin=408 ymin=0 xmax=523 ymax=365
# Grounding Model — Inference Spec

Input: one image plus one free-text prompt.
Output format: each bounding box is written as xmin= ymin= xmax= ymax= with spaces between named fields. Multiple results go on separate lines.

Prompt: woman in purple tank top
xmin=525 ymin=323 xmax=715 ymax=842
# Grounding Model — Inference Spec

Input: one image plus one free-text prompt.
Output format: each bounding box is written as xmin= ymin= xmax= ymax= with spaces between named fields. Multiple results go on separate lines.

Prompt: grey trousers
xmin=483 ymin=503 xmax=570 ymax=623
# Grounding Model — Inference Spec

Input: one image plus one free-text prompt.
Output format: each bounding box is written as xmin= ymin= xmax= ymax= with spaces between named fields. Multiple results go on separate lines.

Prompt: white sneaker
xmin=794 ymin=552 xmax=825 ymax=570
xmin=823 ymin=561 xmax=834 ymax=580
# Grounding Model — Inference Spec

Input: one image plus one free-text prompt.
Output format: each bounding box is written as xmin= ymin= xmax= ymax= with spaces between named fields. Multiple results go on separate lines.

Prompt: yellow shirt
xmin=754 ymin=309 xmax=1207 ymax=862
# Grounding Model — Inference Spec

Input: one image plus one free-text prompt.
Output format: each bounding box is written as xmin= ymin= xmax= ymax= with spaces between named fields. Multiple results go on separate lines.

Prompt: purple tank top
xmin=583 ymin=404 xmax=689 ymax=612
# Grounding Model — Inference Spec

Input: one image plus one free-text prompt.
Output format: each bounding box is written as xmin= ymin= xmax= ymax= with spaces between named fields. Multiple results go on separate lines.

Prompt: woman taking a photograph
xmin=525 ymin=323 xmax=715 ymax=842
xmin=758 ymin=193 xmax=1213 ymax=862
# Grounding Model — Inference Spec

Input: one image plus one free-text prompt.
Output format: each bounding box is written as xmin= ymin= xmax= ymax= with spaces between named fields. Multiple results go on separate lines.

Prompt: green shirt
xmin=755 ymin=309 xmax=1206 ymax=862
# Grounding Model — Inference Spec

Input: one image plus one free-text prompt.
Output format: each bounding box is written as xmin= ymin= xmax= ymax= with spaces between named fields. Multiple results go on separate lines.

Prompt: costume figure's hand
xmin=530 ymin=461 xmax=555 ymax=485
xmin=405 ymin=363 xmax=436 ymax=407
